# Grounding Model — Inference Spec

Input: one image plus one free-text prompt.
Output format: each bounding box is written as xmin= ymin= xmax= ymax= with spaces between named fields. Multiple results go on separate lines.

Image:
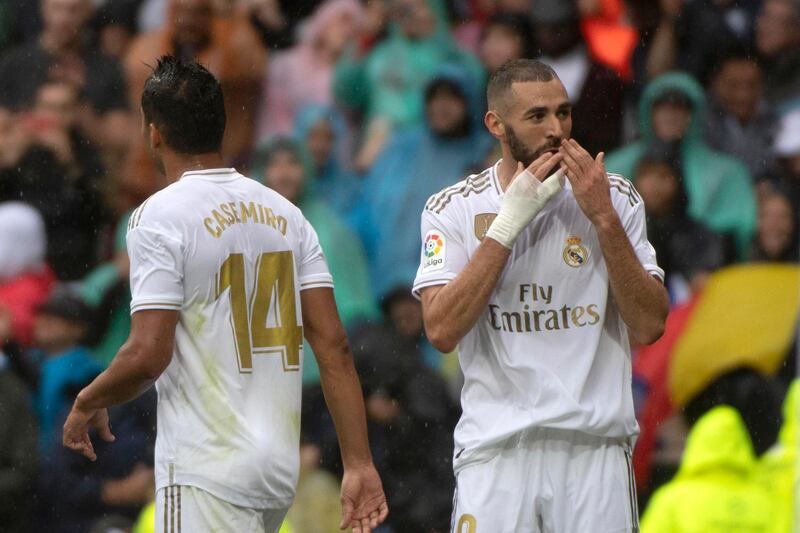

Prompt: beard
xmin=505 ymin=123 xmax=562 ymax=168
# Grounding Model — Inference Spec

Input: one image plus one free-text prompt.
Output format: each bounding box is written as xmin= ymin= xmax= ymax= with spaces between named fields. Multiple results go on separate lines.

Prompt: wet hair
xmin=141 ymin=55 xmax=225 ymax=154
xmin=486 ymin=59 xmax=558 ymax=110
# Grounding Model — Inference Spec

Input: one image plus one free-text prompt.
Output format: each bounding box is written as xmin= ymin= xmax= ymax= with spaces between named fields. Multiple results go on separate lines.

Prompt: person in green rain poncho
xmin=640 ymin=405 xmax=773 ymax=533
xmin=250 ymin=137 xmax=379 ymax=384
xmin=333 ymin=0 xmax=484 ymax=167
xmin=605 ymin=72 xmax=756 ymax=257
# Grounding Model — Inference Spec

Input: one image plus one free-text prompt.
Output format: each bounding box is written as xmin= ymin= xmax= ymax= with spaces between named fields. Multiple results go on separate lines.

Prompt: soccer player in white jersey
xmin=413 ymin=59 xmax=669 ymax=532
xmin=62 ymin=57 xmax=388 ymax=533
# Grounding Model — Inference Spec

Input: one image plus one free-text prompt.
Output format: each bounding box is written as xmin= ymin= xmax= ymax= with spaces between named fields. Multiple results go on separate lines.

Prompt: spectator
xmin=1 ymin=0 xmax=43 ymax=48
xmin=477 ymin=13 xmax=536 ymax=75
xmin=81 ymin=211 xmax=132 ymax=367
xmin=246 ymin=0 xmax=328 ymax=50
xmin=333 ymin=0 xmax=483 ymax=170
xmin=123 ymin=0 xmax=266 ymax=204
xmin=683 ymin=368 xmax=784 ymax=457
xmin=750 ymin=188 xmax=799 ymax=262
xmin=770 ymin=108 xmax=800 ymax=205
xmin=0 ymin=336 xmax=38 ymax=533
xmin=578 ymin=0 xmax=639 ymax=81
xmin=640 ymin=405 xmax=773 ymax=533
xmin=0 ymin=0 xmax=130 ymax=157
xmin=251 ymin=137 xmax=378 ymax=331
xmin=38 ymin=388 xmax=156 ymax=533
xmin=633 ymin=145 xmax=726 ymax=295
xmin=755 ymin=0 xmax=800 ymax=110
xmin=705 ymin=47 xmax=776 ymax=179
xmin=293 ymin=104 xmax=362 ymax=222
xmin=606 ymin=72 xmax=756 ymax=256
xmin=255 ymin=0 xmax=364 ymax=141
xmin=91 ymin=0 xmax=141 ymax=59
xmin=30 ymin=288 xmax=101 ymax=451
xmin=674 ymin=0 xmax=760 ymax=84
xmin=532 ymin=0 xmax=625 ymax=154
xmin=450 ymin=0 xmax=530 ymax=53
xmin=756 ymin=379 xmax=798 ymax=533
xmin=285 ymin=435 xmax=342 ymax=533
xmin=0 ymin=82 xmax=108 ymax=280
xmin=352 ymin=287 xmax=457 ymax=532
xmin=357 ymin=64 xmax=493 ymax=299
xmin=0 ymin=203 xmax=55 ymax=347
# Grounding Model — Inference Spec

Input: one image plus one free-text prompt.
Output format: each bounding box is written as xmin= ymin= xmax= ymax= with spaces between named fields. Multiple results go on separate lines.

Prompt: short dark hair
xmin=482 ymin=13 xmax=538 ymax=60
xmin=709 ymin=44 xmax=761 ymax=80
xmin=487 ymin=59 xmax=558 ymax=109
xmin=141 ymin=56 xmax=225 ymax=154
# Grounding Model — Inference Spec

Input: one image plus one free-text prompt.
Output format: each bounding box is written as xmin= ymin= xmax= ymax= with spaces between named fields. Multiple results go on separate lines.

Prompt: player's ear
xmin=148 ymin=123 xmax=162 ymax=149
xmin=484 ymin=110 xmax=505 ymax=140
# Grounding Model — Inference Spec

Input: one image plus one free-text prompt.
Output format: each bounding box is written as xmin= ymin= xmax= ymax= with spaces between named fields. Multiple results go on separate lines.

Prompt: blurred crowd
xmin=0 ymin=0 xmax=797 ymax=532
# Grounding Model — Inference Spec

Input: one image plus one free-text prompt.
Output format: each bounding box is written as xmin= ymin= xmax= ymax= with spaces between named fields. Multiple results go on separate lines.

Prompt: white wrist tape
xmin=485 ymin=168 xmax=565 ymax=249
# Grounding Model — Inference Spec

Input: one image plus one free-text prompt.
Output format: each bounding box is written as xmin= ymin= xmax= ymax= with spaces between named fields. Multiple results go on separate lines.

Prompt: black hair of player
xmin=141 ymin=55 xmax=225 ymax=154
xmin=487 ymin=59 xmax=558 ymax=110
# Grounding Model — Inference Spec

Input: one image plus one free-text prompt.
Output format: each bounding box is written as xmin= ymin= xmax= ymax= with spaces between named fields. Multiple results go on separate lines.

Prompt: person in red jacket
xmin=0 ymin=202 xmax=56 ymax=347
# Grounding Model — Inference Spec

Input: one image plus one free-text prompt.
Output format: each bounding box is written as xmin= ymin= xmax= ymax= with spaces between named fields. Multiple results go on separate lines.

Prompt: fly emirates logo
xmin=488 ymin=282 xmax=601 ymax=333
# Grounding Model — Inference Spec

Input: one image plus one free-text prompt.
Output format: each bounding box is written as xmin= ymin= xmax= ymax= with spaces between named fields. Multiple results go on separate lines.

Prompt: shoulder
xmin=606 ymin=172 xmax=643 ymax=210
xmin=126 ymin=183 xmax=187 ymax=234
xmin=424 ymin=167 xmax=494 ymax=216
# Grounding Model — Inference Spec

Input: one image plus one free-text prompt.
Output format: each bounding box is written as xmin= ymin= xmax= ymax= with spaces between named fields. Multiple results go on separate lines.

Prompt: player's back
xmin=126 ymin=168 xmax=333 ymax=509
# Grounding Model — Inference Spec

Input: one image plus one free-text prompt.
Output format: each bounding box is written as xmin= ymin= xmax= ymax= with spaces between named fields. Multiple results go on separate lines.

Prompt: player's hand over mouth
xmin=485 ymin=151 xmax=565 ymax=249
xmin=339 ymin=462 xmax=389 ymax=533
xmin=559 ymin=139 xmax=615 ymax=227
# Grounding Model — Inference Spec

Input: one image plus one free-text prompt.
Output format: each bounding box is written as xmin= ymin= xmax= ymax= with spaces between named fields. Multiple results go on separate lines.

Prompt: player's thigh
xmin=452 ymin=448 xmax=538 ymax=533
xmin=554 ymin=442 xmax=639 ymax=533
xmin=155 ymin=485 xmax=266 ymax=533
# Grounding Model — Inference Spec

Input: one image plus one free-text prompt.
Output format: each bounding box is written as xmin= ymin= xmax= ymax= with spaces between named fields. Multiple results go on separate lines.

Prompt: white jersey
xmin=127 ymin=168 xmax=333 ymax=509
xmin=412 ymin=161 xmax=663 ymax=473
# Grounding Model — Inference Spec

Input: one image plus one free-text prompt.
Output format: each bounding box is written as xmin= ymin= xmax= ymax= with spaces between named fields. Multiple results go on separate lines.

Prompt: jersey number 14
xmin=216 ymin=251 xmax=303 ymax=373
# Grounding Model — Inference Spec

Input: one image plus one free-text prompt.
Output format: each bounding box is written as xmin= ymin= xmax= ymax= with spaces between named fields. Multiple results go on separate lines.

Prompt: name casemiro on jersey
xmin=203 ymin=200 xmax=289 ymax=238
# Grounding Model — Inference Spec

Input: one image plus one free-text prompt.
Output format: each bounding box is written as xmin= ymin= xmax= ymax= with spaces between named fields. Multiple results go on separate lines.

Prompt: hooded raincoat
xmin=605 ymin=72 xmax=756 ymax=256
xmin=756 ymin=380 xmax=798 ymax=533
xmin=641 ymin=405 xmax=773 ymax=533
xmin=356 ymin=64 xmax=494 ymax=298
xmin=333 ymin=0 xmax=484 ymax=128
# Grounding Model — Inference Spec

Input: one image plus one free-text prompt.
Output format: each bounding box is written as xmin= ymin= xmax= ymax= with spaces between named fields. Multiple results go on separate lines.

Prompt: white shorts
xmin=451 ymin=427 xmax=639 ymax=533
xmin=155 ymin=485 xmax=289 ymax=533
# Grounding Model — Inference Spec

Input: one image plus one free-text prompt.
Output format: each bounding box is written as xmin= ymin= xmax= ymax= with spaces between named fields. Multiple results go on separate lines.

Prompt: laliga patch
xmin=422 ymin=230 xmax=446 ymax=272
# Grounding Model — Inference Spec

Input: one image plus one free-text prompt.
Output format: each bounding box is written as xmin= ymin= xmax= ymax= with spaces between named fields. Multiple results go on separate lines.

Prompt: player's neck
xmin=163 ymin=152 xmax=227 ymax=184
xmin=497 ymin=149 xmax=520 ymax=192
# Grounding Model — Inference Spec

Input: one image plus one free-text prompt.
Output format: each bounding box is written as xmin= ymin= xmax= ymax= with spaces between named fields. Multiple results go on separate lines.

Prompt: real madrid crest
xmin=563 ymin=235 xmax=589 ymax=267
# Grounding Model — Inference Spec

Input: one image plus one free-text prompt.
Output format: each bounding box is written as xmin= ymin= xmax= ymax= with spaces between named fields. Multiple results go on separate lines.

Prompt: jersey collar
xmin=491 ymin=159 xmax=570 ymax=209
xmin=181 ymin=168 xmax=238 ymax=180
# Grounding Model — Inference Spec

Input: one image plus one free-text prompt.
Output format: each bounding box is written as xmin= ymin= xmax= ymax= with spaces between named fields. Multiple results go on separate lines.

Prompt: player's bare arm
xmin=300 ymin=287 xmax=388 ymax=533
xmin=560 ymin=138 xmax=669 ymax=344
xmin=63 ymin=309 xmax=178 ymax=461
xmin=421 ymin=151 xmax=564 ymax=353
